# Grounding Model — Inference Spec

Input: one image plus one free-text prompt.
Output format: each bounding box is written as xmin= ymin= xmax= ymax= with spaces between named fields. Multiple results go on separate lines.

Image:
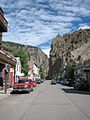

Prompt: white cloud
xmin=78 ymin=24 xmax=90 ymax=30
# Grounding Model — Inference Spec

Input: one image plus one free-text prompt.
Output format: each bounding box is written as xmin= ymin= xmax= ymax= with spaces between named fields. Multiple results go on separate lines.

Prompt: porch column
xmin=5 ymin=70 xmax=8 ymax=93
xmin=14 ymin=67 xmax=16 ymax=84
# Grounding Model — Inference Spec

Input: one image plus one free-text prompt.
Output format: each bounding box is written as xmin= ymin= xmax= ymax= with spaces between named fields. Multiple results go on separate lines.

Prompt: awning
xmin=0 ymin=50 xmax=16 ymax=66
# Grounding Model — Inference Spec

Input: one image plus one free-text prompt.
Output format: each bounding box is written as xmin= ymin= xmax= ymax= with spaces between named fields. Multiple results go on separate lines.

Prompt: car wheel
xmin=31 ymin=87 xmax=33 ymax=91
xmin=27 ymin=89 xmax=30 ymax=93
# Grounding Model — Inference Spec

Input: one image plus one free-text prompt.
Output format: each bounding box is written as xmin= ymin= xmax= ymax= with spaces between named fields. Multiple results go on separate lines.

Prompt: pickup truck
xmin=13 ymin=77 xmax=33 ymax=93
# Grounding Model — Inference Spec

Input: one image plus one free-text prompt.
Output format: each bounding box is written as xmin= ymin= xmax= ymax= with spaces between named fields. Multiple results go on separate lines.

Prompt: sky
xmin=0 ymin=0 xmax=90 ymax=57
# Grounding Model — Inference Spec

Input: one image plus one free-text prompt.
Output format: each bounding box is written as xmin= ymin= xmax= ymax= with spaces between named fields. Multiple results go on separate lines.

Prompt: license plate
xmin=18 ymin=89 xmax=22 ymax=91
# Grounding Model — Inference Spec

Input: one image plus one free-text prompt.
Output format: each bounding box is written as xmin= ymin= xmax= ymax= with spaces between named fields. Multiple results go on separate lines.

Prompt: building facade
xmin=0 ymin=7 xmax=16 ymax=93
xmin=28 ymin=60 xmax=40 ymax=80
xmin=15 ymin=57 xmax=21 ymax=82
xmin=74 ymin=60 xmax=90 ymax=90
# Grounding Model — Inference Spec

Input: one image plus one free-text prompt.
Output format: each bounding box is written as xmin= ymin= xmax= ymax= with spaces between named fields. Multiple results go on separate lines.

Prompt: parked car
xmin=60 ymin=79 xmax=65 ymax=85
xmin=64 ymin=79 xmax=74 ymax=86
xmin=56 ymin=79 xmax=60 ymax=84
xmin=74 ymin=79 xmax=89 ymax=91
xmin=36 ymin=79 xmax=41 ymax=84
xmin=30 ymin=79 xmax=37 ymax=87
xmin=13 ymin=77 xmax=33 ymax=93
xmin=64 ymin=79 xmax=69 ymax=85
xmin=40 ymin=79 xmax=44 ymax=83
xmin=51 ymin=80 xmax=56 ymax=85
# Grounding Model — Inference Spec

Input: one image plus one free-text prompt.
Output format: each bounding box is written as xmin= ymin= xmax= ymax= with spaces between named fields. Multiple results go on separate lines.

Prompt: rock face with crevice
xmin=48 ymin=34 xmax=63 ymax=79
xmin=48 ymin=29 xmax=90 ymax=79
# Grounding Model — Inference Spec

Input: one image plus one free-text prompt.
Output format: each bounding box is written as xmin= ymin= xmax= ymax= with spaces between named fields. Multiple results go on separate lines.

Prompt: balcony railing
xmin=0 ymin=7 xmax=8 ymax=32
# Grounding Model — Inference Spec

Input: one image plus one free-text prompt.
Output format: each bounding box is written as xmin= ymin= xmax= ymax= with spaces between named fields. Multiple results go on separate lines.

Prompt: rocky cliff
xmin=48 ymin=34 xmax=63 ymax=79
xmin=48 ymin=29 xmax=90 ymax=79
xmin=2 ymin=41 xmax=49 ymax=74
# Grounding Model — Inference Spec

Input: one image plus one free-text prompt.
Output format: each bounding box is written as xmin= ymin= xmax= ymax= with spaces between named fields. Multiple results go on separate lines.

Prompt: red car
xmin=13 ymin=77 xmax=33 ymax=93
xmin=28 ymin=78 xmax=37 ymax=87
xmin=31 ymin=80 xmax=37 ymax=87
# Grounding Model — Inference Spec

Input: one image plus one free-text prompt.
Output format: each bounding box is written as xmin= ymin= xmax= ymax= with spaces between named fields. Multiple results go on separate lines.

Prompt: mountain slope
xmin=48 ymin=29 xmax=90 ymax=79
xmin=2 ymin=41 xmax=49 ymax=74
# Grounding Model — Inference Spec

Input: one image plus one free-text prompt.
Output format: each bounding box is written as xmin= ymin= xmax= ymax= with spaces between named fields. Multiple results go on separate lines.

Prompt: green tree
xmin=65 ymin=63 xmax=76 ymax=80
xmin=12 ymin=48 xmax=29 ymax=76
xmin=39 ymin=68 xmax=45 ymax=79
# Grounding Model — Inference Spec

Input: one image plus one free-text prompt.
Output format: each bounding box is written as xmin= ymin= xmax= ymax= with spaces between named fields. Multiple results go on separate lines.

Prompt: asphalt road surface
xmin=0 ymin=81 xmax=90 ymax=120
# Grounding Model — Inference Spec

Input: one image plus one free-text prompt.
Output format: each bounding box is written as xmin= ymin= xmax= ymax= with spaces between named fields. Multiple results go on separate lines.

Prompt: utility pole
xmin=5 ymin=64 xmax=9 ymax=94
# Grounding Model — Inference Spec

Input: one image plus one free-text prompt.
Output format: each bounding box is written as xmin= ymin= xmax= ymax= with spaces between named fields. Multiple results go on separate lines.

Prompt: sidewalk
xmin=0 ymin=87 xmax=13 ymax=100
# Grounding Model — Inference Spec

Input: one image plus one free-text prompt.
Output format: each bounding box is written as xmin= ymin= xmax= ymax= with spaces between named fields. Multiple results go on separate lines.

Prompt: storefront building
xmin=0 ymin=7 xmax=16 ymax=93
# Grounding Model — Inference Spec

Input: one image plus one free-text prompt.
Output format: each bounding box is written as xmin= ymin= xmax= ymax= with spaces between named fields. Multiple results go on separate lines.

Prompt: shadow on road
xmin=10 ymin=91 xmax=30 ymax=94
xmin=62 ymin=88 xmax=90 ymax=95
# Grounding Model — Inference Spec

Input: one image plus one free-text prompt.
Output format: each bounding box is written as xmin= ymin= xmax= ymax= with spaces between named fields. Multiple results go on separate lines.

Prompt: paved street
xmin=0 ymin=81 xmax=90 ymax=120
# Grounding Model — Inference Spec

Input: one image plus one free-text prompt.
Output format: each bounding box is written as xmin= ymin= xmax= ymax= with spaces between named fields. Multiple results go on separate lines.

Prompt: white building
xmin=28 ymin=61 xmax=40 ymax=80
xmin=15 ymin=57 xmax=22 ymax=82
xmin=33 ymin=64 xmax=40 ymax=79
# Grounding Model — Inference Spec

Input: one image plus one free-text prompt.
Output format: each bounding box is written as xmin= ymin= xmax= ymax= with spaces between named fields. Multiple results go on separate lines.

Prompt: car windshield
xmin=18 ymin=80 xmax=29 ymax=83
